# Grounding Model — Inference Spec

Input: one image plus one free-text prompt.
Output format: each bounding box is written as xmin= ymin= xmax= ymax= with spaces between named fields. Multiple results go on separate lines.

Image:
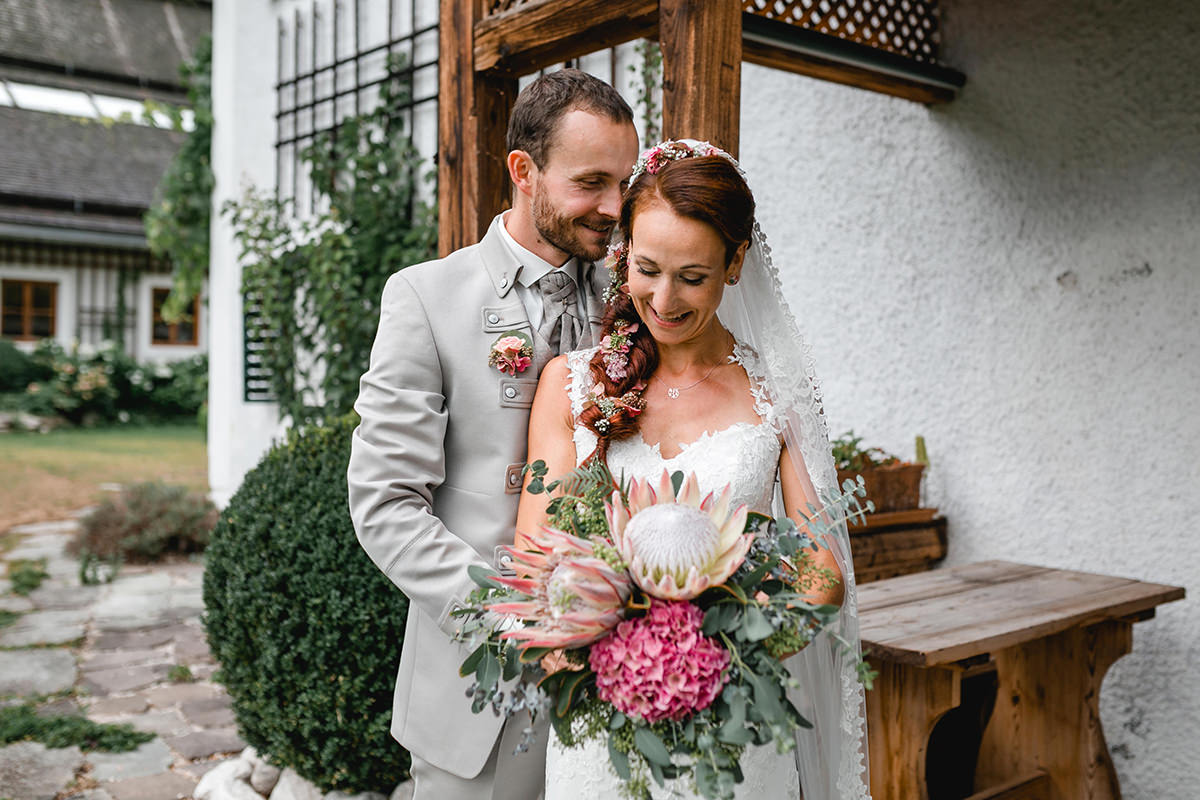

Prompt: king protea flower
xmin=488 ymin=527 xmax=632 ymax=650
xmin=607 ymin=471 xmax=752 ymax=601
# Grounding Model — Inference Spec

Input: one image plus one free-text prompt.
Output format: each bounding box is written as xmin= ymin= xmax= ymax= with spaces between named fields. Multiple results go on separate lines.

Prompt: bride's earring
xmin=727 ymin=275 xmax=740 ymax=286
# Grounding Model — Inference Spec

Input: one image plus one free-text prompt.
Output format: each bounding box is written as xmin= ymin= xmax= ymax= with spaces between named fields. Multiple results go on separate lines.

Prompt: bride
xmin=515 ymin=140 xmax=871 ymax=799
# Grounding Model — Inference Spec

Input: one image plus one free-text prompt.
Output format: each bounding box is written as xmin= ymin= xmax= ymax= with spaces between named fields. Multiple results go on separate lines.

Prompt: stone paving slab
xmin=181 ymin=695 xmax=235 ymax=728
xmin=81 ymin=648 xmax=171 ymax=670
xmin=174 ymin=634 xmax=215 ymax=662
xmin=87 ymin=738 xmax=175 ymax=781
xmin=104 ymin=770 xmax=196 ymax=800
xmin=142 ymin=682 xmax=227 ymax=708
xmin=82 ymin=664 xmax=170 ymax=695
xmin=64 ymin=790 xmax=115 ymax=800
xmin=28 ymin=583 xmax=103 ymax=609
xmin=86 ymin=695 xmax=151 ymax=716
xmin=0 ymin=607 xmax=90 ymax=646
xmin=8 ymin=519 xmax=80 ymax=535
xmin=0 ymin=741 xmax=84 ymax=800
xmin=118 ymin=708 xmax=193 ymax=737
xmin=0 ymin=648 xmax=77 ymax=695
xmin=92 ymin=627 xmax=177 ymax=650
xmin=0 ymin=593 xmax=34 ymax=612
xmin=166 ymin=728 xmax=247 ymax=760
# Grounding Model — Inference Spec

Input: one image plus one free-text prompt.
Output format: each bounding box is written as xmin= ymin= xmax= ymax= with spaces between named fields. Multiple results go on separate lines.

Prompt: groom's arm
xmin=348 ymin=269 xmax=490 ymax=638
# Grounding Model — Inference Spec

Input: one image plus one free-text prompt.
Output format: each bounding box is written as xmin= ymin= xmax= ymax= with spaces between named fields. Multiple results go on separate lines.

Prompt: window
xmin=151 ymin=288 xmax=199 ymax=346
xmin=1 ymin=279 xmax=57 ymax=340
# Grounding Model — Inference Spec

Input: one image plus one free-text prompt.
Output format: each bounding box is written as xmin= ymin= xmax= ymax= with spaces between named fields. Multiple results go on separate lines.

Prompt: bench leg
xmin=975 ymin=620 xmax=1131 ymax=800
xmin=867 ymin=658 xmax=961 ymax=800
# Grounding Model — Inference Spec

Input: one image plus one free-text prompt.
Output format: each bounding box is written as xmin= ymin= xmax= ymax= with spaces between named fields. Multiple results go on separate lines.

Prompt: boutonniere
xmin=488 ymin=331 xmax=533 ymax=376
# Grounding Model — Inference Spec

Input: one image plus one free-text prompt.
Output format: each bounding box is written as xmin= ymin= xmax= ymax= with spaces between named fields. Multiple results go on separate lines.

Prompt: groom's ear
xmin=507 ymin=150 xmax=537 ymax=198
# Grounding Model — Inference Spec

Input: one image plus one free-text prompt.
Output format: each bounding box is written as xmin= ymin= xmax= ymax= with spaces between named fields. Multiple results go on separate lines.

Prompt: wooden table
xmin=857 ymin=561 xmax=1185 ymax=800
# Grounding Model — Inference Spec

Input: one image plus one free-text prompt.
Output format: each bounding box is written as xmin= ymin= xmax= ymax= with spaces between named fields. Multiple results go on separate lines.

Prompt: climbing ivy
xmin=144 ymin=36 xmax=214 ymax=323
xmin=225 ymin=58 xmax=437 ymax=425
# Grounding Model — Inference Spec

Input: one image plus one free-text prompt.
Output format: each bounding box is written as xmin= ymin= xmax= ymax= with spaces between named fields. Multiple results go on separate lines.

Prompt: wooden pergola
xmin=437 ymin=0 xmax=965 ymax=256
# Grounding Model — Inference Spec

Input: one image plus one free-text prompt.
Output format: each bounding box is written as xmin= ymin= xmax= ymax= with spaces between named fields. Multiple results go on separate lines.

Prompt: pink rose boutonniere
xmin=488 ymin=331 xmax=533 ymax=376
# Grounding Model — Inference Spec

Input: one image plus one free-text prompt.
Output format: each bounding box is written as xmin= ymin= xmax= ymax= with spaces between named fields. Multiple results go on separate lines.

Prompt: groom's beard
xmin=532 ymin=185 xmax=613 ymax=263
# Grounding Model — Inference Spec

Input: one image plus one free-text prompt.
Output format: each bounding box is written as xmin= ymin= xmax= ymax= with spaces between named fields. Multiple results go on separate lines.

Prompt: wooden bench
xmin=857 ymin=560 xmax=1185 ymax=800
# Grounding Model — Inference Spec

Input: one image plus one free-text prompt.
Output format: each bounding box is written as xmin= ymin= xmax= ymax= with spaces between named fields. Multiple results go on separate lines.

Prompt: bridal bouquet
xmin=454 ymin=463 xmax=874 ymax=800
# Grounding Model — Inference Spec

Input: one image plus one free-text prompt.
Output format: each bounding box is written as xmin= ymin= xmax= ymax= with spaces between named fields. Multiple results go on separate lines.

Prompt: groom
xmin=348 ymin=69 xmax=639 ymax=799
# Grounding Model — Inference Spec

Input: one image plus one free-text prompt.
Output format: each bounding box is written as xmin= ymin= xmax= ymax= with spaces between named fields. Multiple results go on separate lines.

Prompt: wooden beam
xmin=742 ymin=13 xmax=963 ymax=105
xmin=439 ymin=0 xmax=517 ymax=255
xmin=474 ymin=0 xmax=657 ymax=77
xmin=965 ymin=771 xmax=1051 ymax=800
xmin=659 ymin=0 xmax=741 ymax=156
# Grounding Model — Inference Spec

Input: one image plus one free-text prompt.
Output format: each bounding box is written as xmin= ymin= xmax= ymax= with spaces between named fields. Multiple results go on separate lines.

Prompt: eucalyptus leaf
xmin=478 ymin=650 xmax=501 ymax=692
xmin=634 ymin=727 xmax=673 ymax=766
xmin=610 ymin=711 xmax=627 ymax=731
xmin=458 ymin=643 xmax=486 ymax=677
xmin=501 ymin=651 xmax=522 ymax=681
xmin=741 ymin=604 xmax=775 ymax=642
xmin=670 ymin=470 xmax=684 ymax=496
xmin=467 ymin=564 xmax=499 ymax=588
xmin=608 ymin=734 xmax=632 ymax=780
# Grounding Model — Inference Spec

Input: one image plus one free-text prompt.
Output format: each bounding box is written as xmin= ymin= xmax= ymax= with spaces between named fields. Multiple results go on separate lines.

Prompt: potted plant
xmin=832 ymin=431 xmax=925 ymax=513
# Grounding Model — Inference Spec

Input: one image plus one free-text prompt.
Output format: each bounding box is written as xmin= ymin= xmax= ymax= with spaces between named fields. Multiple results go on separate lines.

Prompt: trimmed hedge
xmin=203 ymin=415 xmax=410 ymax=792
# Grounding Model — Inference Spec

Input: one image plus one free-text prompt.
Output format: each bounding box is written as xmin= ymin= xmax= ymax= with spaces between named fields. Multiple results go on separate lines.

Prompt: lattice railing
xmin=743 ymin=0 xmax=940 ymax=61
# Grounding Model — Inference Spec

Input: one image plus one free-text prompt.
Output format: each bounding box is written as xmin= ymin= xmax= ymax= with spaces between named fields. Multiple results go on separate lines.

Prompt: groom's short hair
xmin=507 ymin=68 xmax=634 ymax=169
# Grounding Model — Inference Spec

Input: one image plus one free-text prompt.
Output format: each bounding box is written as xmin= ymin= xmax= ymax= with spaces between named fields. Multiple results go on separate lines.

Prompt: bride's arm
xmin=513 ymin=354 xmax=579 ymax=547
xmin=779 ymin=441 xmax=845 ymax=607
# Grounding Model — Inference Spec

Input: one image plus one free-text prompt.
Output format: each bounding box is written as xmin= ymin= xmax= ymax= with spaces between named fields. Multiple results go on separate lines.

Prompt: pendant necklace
xmin=664 ymin=363 xmax=720 ymax=399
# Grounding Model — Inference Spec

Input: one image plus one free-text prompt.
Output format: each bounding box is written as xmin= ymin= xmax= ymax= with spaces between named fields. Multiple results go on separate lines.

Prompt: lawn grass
xmin=0 ymin=424 xmax=207 ymax=533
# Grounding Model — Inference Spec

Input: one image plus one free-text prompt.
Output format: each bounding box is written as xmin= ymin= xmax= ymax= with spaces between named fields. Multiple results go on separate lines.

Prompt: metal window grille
xmin=246 ymin=0 xmax=439 ymax=403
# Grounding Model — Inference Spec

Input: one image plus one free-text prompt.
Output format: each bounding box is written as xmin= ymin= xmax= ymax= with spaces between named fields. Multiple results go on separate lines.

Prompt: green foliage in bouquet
xmin=455 ymin=464 xmax=875 ymax=800
xmin=203 ymin=415 xmax=411 ymax=793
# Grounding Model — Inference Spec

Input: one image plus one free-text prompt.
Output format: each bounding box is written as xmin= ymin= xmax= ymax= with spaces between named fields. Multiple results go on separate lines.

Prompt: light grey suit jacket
xmin=348 ymin=215 xmax=605 ymax=778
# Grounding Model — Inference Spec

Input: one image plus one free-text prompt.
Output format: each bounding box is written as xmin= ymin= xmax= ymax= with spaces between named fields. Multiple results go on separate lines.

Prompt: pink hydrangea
xmin=589 ymin=599 xmax=729 ymax=723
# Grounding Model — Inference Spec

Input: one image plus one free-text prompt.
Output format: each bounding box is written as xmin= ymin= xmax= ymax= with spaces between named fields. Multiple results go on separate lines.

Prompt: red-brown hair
xmin=579 ymin=152 xmax=755 ymax=463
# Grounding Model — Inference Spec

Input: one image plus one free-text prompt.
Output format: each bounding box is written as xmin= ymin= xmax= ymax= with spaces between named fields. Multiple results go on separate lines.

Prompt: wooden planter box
xmin=848 ymin=508 xmax=947 ymax=584
xmin=838 ymin=462 xmax=925 ymax=513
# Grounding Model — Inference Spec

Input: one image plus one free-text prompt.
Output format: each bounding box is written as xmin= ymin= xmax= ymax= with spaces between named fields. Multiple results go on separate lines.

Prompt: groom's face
xmin=530 ymin=109 xmax=639 ymax=262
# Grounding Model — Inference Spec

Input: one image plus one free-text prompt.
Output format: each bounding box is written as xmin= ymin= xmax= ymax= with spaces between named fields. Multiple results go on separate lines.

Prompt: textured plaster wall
xmin=740 ymin=0 xmax=1199 ymax=795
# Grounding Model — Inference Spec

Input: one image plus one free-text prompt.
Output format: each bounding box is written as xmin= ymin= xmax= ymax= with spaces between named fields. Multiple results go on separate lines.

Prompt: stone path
xmin=0 ymin=516 xmax=243 ymax=800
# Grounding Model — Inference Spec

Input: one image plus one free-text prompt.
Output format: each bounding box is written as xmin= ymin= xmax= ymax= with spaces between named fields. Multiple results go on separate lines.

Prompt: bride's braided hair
xmin=580 ymin=147 xmax=756 ymax=464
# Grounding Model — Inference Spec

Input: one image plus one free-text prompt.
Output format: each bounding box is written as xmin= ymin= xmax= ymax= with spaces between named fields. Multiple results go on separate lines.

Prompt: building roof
xmin=0 ymin=0 xmax=211 ymax=95
xmin=0 ymin=105 xmax=184 ymax=239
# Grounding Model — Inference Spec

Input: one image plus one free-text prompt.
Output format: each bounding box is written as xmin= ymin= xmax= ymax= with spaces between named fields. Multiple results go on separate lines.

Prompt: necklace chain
xmin=664 ymin=362 xmax=720 ymax=399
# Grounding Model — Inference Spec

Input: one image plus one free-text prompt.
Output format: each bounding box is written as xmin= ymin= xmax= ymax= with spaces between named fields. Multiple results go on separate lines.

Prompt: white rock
xmin=269 ymin=768 xmax=324 ymax=800
xmin=251 ymin=759 xmax=283 ymax=795
xmin=194 ymin=756 xmax=258 ymax=800
xmin=323 ymin=791 xmax=387 ymax=800
xmin=389 ymin=781 xmax=415 ymax=800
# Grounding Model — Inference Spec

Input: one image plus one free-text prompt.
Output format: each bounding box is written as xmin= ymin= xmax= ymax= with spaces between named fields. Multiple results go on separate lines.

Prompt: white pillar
xmin=208 ymin=0 xmax=284 ymax=507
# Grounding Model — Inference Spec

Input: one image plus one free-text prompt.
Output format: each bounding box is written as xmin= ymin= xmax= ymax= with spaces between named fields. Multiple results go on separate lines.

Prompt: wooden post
xmin=866 ymin=658 xmax=962 ymax=799
xmin=438 ymin=0 xmax=517 ymax=256
xmin=658 ymin=0 xmax=741 ymax=156
xmin=975 ymin=620 xmax=1132 ymax=800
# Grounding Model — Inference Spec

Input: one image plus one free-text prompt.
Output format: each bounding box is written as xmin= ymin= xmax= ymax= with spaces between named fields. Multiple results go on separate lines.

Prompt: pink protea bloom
xmin=488 ymin=527 xmax=632 ymax=651
xmin=607 ymin=471 xmax=753 ymax=601
xmin=589 ymin=599 xmax=729 ymax=722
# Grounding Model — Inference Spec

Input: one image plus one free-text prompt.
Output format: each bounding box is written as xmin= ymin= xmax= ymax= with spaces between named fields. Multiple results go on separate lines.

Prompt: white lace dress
xmin=543 ymin=343 xmax=802 ymax=800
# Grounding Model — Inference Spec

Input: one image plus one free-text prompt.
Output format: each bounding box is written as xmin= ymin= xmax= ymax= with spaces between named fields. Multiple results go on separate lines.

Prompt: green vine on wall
xmin=144 ymin=36 xmax=214 ymax=323
xmin=226 ymin=58 xmax=437 ymax=425
xmin=630 ymin=39 xmax=663 ymax=145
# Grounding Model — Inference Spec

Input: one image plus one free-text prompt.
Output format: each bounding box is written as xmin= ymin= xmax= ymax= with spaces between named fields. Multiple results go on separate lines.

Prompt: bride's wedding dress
xmin=543 ymin=343 xmax=802 ymax=800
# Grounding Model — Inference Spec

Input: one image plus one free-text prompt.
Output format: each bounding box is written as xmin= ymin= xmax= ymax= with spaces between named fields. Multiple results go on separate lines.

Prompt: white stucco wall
xmin=207 ymin=0 xmax=286 ymax=506
xmin=741 ymin=0 xmax=1198 ymax=795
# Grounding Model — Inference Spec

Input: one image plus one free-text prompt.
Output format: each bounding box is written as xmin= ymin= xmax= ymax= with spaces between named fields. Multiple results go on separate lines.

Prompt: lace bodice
xmin=566 ymin=342 xmax=782 ymax=515
xmin=546 ymin=343 xmax=800 ymax=800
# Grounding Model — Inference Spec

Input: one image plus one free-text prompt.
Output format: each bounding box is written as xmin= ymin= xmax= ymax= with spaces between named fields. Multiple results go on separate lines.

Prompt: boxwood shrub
xmin=203 ymin=415 xmax=410 ymax=792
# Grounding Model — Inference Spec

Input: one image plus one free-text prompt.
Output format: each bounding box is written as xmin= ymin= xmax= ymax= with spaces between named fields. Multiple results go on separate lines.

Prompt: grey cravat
xmin=536 ymin=269 xmax=582 ymax=354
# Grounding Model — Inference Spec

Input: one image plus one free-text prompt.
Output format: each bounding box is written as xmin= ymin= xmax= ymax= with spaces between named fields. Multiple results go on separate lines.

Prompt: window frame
xmin=150 ymin=287 xmax=200 ymax=347
xmin=1 ymin=278 xmax=58 ymax=341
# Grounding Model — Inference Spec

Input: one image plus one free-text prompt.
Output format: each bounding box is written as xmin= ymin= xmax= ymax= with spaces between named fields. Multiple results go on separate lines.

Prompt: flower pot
xmin=837 ymin=462 xmax=925 ymax=513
